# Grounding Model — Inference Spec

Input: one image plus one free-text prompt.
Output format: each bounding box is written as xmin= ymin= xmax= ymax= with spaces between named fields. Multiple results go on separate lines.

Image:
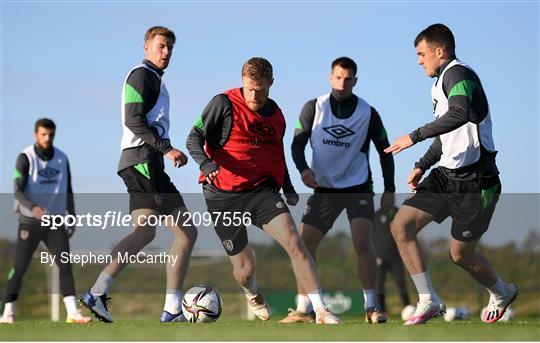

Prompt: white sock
xmin=487 ymin=276 xmax=508 ymax=300
xmin=63 ymin=295 xmax=79 ymax=316
xmin=411 ymin=271 xmax=441 ymax=303
xmin=163 ymin=290 xmax=182 ymax=314
xmin=242 ymin=277 xmax=259 ymax=298
xmin=296 ymin=294 xmax=313 ymax=313
xmin=3 ymin=302 xmax=15 ymax=316
xmin=363 ymin=289 xmax=376 ymax=309
xmin=90 ymin=272 xmax=115 ymax=295
xmin=307 ymin=289 xmax=326 ymax=313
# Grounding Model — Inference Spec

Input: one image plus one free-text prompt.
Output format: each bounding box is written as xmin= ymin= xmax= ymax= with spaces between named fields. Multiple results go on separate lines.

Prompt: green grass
xmin=1 ymin=317 xmax=539 ymax=341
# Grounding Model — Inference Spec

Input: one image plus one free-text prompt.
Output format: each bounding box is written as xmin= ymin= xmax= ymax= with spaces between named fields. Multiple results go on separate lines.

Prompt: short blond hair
xmin=145 ymin=26 xmax=176 ymax=44
xmin=241 ymin=57 xmax=273 ymax=81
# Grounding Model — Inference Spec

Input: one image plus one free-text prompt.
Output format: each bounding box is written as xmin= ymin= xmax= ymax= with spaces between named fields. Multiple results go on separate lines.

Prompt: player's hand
xmin=284 ymin=192 xmax=299 ymax=206
xmin=407 ymin=168 xmax=424 ymax=190
xmin=32 ymin=206 xmax=47 ymax=220
xmin=380 ymin=191 xmax=395 ymax=212
xmin=166 ymin=148 xmax=188 ymax=168
xmin=206 ymin=169 xmax=220 ymax=185
xmin=301 ymin=169 xmax=317 ymax=189
xmin=66 ymin=226 xmax=76 ymax=238
xmin=384 ymin=134 xmax=414 ymax=155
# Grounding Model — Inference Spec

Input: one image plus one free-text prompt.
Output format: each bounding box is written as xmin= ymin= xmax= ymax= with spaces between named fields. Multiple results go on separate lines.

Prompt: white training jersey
xmin=120 ymin=63 xmax=170 ymax=151
xmin=14 ymin=145 xmax=69 ymax=217
xmin=310 ymin=93 xmax=372 ymax=188
xmin=433 ymin=59 xmax=496 ymax=169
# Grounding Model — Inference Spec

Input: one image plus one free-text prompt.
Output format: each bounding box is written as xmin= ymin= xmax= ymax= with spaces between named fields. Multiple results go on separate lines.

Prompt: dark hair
xmin=241 ymin=57 xmax=273 ymax=81
xmin=331 ymin=57 xmax=357 ymax=76
xmin=145 ymin=26 xmax=176 ymax=44
xmin=414 ymin=23 xmax=455 ymax=57
xmin=35 ymin=118 xmax=56 ymax=132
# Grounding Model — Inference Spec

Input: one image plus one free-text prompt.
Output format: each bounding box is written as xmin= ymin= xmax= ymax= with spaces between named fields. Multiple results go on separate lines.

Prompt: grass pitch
xmin=1 ymin=316 xmax=539 ymax=341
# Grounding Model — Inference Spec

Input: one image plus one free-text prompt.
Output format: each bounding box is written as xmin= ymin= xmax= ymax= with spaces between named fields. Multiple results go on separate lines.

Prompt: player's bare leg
xmin=449 ymin=238 xmax=517 ymax=323
xmin=81 ymin=209 xmax=158 ymax=323
xmin=390 ymin=206 xmax=433 ymax=275
xmin=449 ymin=238 xmax=497 ymax=285
xmin=229 ymin=245 xmax=270 ymax=321
xmin=390 ymin=206 xmax=445 ymax=324
xmin=103 ymin=209 xmax=157 ymax=276
xmin=279 ymin=223 xmax=323 ymax=323
xmin=264 ymin=213 xmax=339 ymax=324
xmin=350 ymin=218 xmax=386 ymax=323
xmin=161 ymin=208 xmax=198 ymax=322
xmin=350 ymin=218 xmax=376 ymax=289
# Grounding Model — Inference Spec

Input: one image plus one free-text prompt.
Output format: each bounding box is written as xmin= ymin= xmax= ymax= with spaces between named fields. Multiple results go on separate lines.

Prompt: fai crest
xmin=20 ymin=229 xmax=29 ymax=240
xmin=223 ymin=239 xmax=234 ymax=252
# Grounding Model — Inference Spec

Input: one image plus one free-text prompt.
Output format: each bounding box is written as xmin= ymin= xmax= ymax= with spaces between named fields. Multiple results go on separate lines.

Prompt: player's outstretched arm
xmin=384 ymin=134 xmax=414 ymax=155
xmin=410 ymin=66 xmax=482 ymax=144
xmin=386 ymin=99 xmax=468 ymax=156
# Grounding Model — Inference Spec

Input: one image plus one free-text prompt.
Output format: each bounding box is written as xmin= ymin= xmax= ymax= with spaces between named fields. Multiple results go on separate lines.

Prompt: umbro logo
xmin=323 ymin=125 xmax=355 ymax=139
xmin=38 ymin=167 xmax=60 ymax=180
xmin=251 ymin=122 xmax=274 ymax=136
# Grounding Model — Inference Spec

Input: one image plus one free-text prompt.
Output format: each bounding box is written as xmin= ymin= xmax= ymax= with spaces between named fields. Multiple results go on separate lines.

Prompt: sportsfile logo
xmin=323 ymin=125 xmax=354 ymax=148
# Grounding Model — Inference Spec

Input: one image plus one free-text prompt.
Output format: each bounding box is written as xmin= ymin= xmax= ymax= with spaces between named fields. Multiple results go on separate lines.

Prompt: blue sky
xmin=1 ymin=1 xmax=538 ymax=194
xmin=1 ymin=2 xmax=539 ymax=248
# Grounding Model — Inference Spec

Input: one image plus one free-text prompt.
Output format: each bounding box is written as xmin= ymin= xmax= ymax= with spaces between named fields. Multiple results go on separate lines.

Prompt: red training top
xmin=199 ymin=88 xmax=286 ymax=191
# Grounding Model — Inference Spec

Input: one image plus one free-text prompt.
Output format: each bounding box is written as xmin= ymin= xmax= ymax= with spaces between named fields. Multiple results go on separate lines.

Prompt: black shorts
xmin=119 ymin=162 xmax=185 ymax=215
xmin=204 ymin=183 xmax=290 ymax=256
xmin=403 ymin=168 xmax=501 ymax=242
xmin=302 ymin=183 xmax=375 ymax=235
